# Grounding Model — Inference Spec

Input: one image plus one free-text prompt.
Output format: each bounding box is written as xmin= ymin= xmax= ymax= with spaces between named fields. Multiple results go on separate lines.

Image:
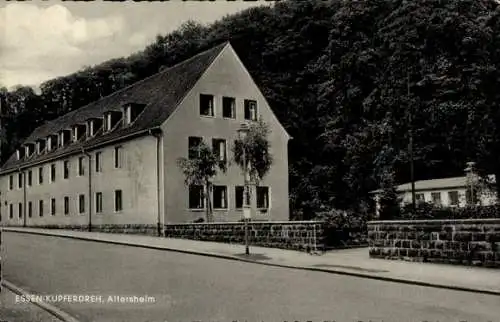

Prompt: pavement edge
xmin=2 ymin=279 xmax=81 ymax=322
xmin=4 ymin=228 xmax=500 ymax=297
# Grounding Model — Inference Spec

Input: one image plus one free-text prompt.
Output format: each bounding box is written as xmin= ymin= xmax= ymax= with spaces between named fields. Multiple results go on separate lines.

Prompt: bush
xmin=396 ymin=203 xmax=499 ymax=220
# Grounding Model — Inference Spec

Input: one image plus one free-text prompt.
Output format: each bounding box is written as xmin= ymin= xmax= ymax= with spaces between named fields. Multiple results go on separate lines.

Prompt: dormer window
xmin=86 ymin=118 xmax=103 ymax=138
xmin=59 ymin=129 xmax=71 ymax=147
xmin=47 ymin=135 xmax=58 ymax=151
xmin=25 ymin=144 xmax=34 ymax=158
xmin=73 ymin=124 xmax=86 ymax=142
xmin=36 ymin=139 xmax=46 ymax=154
xmin=104 ymin=111 xmax=122 ymax=132
xmin=16 ymin=148 xmax=25 ymax=160
xmin=123 ymin=103 xmax=146 ymax=126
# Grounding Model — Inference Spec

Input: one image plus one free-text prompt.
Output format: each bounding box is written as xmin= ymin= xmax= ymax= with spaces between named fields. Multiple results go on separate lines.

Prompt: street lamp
xmin=237 ymin=123 xmax=250 ymax=255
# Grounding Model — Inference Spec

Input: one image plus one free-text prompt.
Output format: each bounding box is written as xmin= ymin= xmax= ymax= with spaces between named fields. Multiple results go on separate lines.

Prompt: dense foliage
xmin=2 ymin=0 xmax=500 ymax=219
xmin=398 ymin=203 xmax=500 ymax=220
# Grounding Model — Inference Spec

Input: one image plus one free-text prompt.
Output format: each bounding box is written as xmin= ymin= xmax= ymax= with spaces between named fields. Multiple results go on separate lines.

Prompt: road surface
xmin=2 ymin=231 xmax=499 ymax=322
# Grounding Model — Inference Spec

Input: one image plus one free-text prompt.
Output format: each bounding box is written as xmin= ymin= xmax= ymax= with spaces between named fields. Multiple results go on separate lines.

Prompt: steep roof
xmin=0 ymin=42 xmax=227 ymax=173
xmin=370 ymin=174 xmax=496 ymax=194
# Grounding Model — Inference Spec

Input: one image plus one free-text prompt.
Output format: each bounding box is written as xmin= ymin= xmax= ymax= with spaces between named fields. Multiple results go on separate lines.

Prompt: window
xmin=39 ymin=200 xmax=44 ymax=217
xmin=415 ymin=193 xmax=425 ymax=202
xmin=114 ymin=146 xmax=122 ymax=168
xmin=50 ymin=164 xmax=56 ymax=182
xmin=222 ymin=97 xmax=236 ymax=118
xmin=95 ymin=192 xmax=103 ymax=214
xmin=466 ymin=188 xmax=479 ymax=205
xmin=114 ymin=190 xmax=123 ymax=212
xmin=79 ymin=194 xmax=85 ymax=214
xmin=39 ymin=167 xmax=44 ymax=184
xmin=448 ymin=191 xmax=459 ymax=206
xmin=63 ymin=160 xmax=70 ymax=179
xmin=28 ymin=170 xmax=32 ymax=187
xmin=188 ymin=185 xmax=204 ymax=209
xmin=64 ymin=197 xmax=69 ymax=215
xmin=235 ymin=186 xmax=244 ymax=209
xmin=212 ymin=139 xmax=227 ymax=163
xmin=244 ymin=99 xmax=257 ymax=121
xmin=199 ymin=94 xmax=214 ymax=116
xmin=78 ymin=157 xmax=85 ymax=176
xmin=188 ymin=137 xmax=203 ymax=159
xmin=257 ymin=186 xmax=269 ymax=209
xmin=95 ymin=152 xmax=102 ymax=172
xmin=18 ymin=173 xmax=23 ymax=188
xmin=28 ymin=201 xmax=32 ymax=218
xmin=18 ymin=202 xmax=22 ymax=218
xmin=431 ymin=192 xmax=442 ymax=206
xmin=9 ymin=204 xmax=13 ymax=219
xmin=213 ymin=186 xmax=228 ymax=209
xmin=9 ymin=175 xmax=13 ymax=190
xmin=51 ymin=198 xmax=56 ymax=216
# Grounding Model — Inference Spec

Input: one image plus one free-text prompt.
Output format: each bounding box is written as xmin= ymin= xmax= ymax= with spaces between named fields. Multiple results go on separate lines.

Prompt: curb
xmin=2 ymin=279 xmax=81 ymax=322
xmin=4 ymin=228 xmax=500 ymax=297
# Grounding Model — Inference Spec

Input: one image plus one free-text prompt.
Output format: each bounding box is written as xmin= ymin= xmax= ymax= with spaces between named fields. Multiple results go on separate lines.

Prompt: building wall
xmin=374 ymin=187 xmax=497 ymax=216
xmin=399 ymin=187 xmax=497 ymax=208
xmin=161 ymin=45 xmax=290 ymax=223
xmin=0 ymin=135 xmax=158 ymax=226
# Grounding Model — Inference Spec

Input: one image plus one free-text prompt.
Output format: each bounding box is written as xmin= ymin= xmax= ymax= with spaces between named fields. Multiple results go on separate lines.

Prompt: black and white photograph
xmin=0 ymin=0 xmax=499 ymax=321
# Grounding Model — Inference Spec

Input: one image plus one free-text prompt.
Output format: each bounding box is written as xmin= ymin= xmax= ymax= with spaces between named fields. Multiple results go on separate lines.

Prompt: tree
xmin=232 ymin=119 xmax=273 ymax=217
xmin=177 ymin=141 xmax=227 ymax=222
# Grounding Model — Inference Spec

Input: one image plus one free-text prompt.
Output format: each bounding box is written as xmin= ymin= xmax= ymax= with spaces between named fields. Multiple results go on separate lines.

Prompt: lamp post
xmin=237 ymin=123 xmax=250 ymax=255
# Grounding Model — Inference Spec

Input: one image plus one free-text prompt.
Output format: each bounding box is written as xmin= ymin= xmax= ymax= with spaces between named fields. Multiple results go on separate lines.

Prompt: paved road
xmin=2 ymin=232 xmax=499 ymax=322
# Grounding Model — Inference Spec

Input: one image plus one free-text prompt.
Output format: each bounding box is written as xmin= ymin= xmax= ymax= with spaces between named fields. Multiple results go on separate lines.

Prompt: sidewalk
xmin=4 ymin=227 xmax=500 ymax=296
xmin=0 ymin=285 xmax=60 ymax=322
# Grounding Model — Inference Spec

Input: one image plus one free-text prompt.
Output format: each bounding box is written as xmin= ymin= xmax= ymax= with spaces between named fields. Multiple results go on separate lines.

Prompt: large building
xmin=0 ymin=42 xmax=291 ymax=228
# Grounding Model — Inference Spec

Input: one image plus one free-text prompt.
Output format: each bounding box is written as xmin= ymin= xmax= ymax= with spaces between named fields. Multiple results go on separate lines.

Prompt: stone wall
xmin=164 ymin=221 xmax=325 ymax=252
xmin=368 ymin=219 xmax=500 ymax=267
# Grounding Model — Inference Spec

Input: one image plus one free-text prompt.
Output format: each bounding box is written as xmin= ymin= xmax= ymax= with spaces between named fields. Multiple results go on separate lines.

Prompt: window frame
xmin=188 ymin=185 xmax=205 ymax=210
xmin=114 ymin=146 xmax=123 ymax=169
xmin=51 ymin=198 xmax=56 ymax=216
xmin=212 ymin=138 xmax=227 ymax=164
xmin=50 ymin=164 xmax=56 ymax=182
xmin=448 ymin=190 xmax=459 ymax=206
xmin=39 ymin=200 xmax=44 ymax=217
xmin=18 ymin=172 xmax=23 ymax=189
xmin=64 ymin=196 xmax=69 ymax=215
xmin=244 ymin=99 xmax=258 ymax=121
xmin=78 ymin=157 xmax=85 ymax=176
xmin=18 ymin=202 xmax=23 ymax=219
xmin=95 ymin=192 xmax=103 ymax=214
xmin=95 ymin=151 xmax=102 ymax=173
xmin=222 ymin=96 xmax=236 ymax=119
xmin=199 ymin=94 xmax=215 ymax=117
xmin=114 ymin=190 xmax=123 ymax=212
xmin=39 ymin=167 xmax=44 ymax=184
xmin=212 ymin=185 xmax=228 ymax=210
xmin=63 ymin=160 xmax=70 ymax=179
xmin=188 ymin=137 xmax=203 ymax=159
xmin=28 ymin=170 xmax=32 ymax=187
xmin=28 ymin=201 xmax=32 ymax=218
xmin=79 ymin=194 xmax=85 ymax=214
xmin=257 ymin=186 xmax=270 ymax=209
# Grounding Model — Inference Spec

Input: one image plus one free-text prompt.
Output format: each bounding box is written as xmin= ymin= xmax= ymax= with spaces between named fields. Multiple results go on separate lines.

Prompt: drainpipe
xmin=82 ymin=147 xmax=92 ymax=232
xmin=20 ymin=167 xmax=27 ymax=227
xmin=149 ymin=129 xmax=163 ymax=237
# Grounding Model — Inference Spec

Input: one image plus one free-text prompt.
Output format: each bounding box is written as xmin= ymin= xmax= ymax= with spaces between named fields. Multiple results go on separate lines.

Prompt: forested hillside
xmin=1 ymin=0 xmax=500 ymax=219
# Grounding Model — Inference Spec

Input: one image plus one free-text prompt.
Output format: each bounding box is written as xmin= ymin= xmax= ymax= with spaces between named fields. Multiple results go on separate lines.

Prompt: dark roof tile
xmin=0 ymin=42 xmax=228 ymax=173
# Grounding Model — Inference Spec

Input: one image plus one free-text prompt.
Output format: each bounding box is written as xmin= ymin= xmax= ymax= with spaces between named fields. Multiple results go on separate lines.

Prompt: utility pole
xmin=408 ymin=68 xmax=416 ymax=211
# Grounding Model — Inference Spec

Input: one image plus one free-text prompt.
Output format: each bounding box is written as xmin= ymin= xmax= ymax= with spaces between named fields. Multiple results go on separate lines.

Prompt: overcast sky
xmin=0 ymin=1 xmax=269 ymax=91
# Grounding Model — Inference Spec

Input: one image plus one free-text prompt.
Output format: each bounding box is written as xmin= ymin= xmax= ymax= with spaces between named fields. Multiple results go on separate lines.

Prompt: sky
xmin=0 ymin=0 xmax=270 ymax=91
